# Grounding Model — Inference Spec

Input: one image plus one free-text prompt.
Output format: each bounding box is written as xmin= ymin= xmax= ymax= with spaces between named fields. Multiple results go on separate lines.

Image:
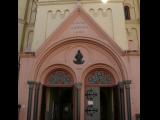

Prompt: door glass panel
xmin=85 ymin=87 xmax=100 ymax=120
xmin=85 ymin=87 xmax=114 ymax=120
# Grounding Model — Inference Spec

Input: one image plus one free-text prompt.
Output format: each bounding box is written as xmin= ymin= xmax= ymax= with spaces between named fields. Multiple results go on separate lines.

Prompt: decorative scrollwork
xmin=48 ymin=71 xmax=72 ymax=84
xmin=88 ymin=70 xmax=112 ymax=84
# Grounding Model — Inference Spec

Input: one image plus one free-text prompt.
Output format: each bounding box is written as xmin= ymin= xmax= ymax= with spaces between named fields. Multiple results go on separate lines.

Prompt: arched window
xmin=86 ymin=69 xmax=115 ymax=85
xmin=124 ymin=6 xmax=131 ymax=20
xmin=48 ymin=70 xmax=72 ymax=84
xmin=45 ymin=70 xmax=73 ymax=87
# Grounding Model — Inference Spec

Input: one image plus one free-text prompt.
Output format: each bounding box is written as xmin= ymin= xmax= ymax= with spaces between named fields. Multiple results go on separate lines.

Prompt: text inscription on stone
xmin=71 ymin=21 xmax=88 ymax=34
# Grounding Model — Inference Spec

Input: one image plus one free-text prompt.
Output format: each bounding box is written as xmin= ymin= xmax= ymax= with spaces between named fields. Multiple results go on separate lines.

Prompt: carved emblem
xmin=73 ymin=50 xmax=85 ymax=64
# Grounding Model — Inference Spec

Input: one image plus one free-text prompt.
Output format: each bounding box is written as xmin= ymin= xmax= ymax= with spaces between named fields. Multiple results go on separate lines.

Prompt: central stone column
xmin=74 ymin=82 xmax=82 ymax=120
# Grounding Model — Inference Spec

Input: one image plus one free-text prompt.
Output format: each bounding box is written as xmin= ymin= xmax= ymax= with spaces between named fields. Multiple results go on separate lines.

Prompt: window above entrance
xmin=86 ymin=69 xmax=114 ymax=85
xmin=46 ymin=70 xmax=73 ymax=86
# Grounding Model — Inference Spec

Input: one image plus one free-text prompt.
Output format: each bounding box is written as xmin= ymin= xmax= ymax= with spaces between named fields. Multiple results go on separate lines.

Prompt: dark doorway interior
xmin=100 ymin=87 xmax=113 ymax=120
xmin=41 ymin=87 xmax=73 ymax=120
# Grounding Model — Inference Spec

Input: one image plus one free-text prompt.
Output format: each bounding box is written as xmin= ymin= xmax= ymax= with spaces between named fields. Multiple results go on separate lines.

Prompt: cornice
xmin=125 ymin=19 xmax=140 ymax=25
xmin=19 ymin=52 xmax=35 ymax=58
xmin=18 ymin=18 xmax=25 ymax=24
xmin=18 ymin=18 xmax=35 ymax=28
xmin=124 ymin=50 xmax=140 ymax=56
xmin=36 ymin=0 xmax=124 ymax=6
xmin=24 ymin=23 xmax=35 ymax=28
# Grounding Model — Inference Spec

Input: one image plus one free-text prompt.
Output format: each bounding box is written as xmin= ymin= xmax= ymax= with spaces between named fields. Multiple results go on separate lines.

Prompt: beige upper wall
xmin=18 ymin=0 xmax=140 ymax=52
xmin=32 ymin=2 xmax=128 ymax=51
xmin=18 ymin=0 xmax=28 ymax=19
xmin=18 ymin=0 xmax=37 ymax=52
xmin=37 ymin=0 xmax=124 ymax=2
xmin=18 ymin=22 xmax=24 ymax=52
xmin=18 ymin=0 xmax=28 ymax=52
xmin=83 ymin=2 xmax=127 ymax=49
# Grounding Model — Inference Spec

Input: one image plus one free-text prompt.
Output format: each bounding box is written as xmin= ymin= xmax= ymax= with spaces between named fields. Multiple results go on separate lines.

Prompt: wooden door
xmin=85 ymin=87 xmax=100 ymax=120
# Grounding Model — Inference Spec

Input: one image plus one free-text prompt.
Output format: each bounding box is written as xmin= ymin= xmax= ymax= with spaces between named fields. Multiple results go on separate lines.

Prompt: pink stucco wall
xmin=18 ymin=6 xmax=140 ymax=120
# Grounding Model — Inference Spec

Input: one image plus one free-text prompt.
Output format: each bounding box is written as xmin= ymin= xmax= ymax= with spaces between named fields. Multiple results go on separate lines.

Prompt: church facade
xmin=18 ymin=0 xmax=140 ymax=120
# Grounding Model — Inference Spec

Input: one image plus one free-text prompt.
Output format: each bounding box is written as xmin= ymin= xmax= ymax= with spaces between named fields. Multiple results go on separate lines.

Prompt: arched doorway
xmin=40 ymin=69 xmax=75 ymax=120
xmin=84 ymin=69 xmax=119 ymax=120
xmin=30 ymin=36 xmax=129 ymax=120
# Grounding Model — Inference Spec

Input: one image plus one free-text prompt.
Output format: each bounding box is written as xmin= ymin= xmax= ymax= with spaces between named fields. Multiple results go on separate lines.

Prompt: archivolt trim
xmin=31 ymin=37 xmax=128 ymax=81
xmin=82 ymin=63 xmax=121 ymax=85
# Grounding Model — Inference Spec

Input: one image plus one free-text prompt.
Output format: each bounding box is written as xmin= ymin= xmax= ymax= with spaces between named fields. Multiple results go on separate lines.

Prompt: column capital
xmin=27 ymin=81 xmax=36 ymax=88
xmin=123 ymin=80 xmax=131 ymax=89
xmin=74 ymin=82 xmax=82 ymax=89
xmin=118 ymin=81 xmax=124 ymax=89
xmin=27 ymin=80 xmax=36 ymax=84
xmin=34 ymin=82 xmax=41 ymax=90
xmin=123 ymin=80 xmax=131 ymax=84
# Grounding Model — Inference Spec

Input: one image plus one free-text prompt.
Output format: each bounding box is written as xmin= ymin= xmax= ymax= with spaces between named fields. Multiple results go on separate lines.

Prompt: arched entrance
xmin=28 ymin=37 xmax=130 ymax=120
xmin=27 ymin=34 xmax=130 ymax=120
xmin=84 ymin=68 xmax=120 ymax=120
xmin=22 ymin=5 xmax=133 ymax=119
xmin=40 ymin=69 xmax=75 ymax=120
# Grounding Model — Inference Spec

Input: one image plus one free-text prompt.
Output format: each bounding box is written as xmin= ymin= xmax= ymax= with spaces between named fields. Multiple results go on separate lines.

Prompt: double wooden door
xmin=41 ymin=86 xmax=120 ymax=120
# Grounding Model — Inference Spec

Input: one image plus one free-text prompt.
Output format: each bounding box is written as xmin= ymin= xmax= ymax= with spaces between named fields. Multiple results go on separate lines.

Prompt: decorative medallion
xmin=73 ymin=50 xmax=85 ymax=64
